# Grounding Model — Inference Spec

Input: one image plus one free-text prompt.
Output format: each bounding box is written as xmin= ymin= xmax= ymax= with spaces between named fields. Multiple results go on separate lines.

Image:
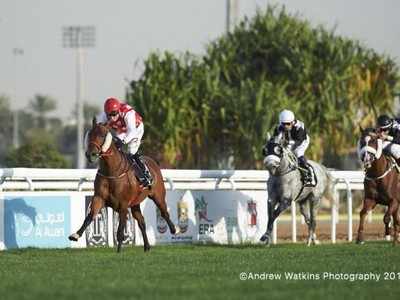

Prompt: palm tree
xmin=28 ymin=94 xmax=57 ymax=129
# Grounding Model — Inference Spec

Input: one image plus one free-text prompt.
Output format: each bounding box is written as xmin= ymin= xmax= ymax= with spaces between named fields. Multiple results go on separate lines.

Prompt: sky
xmin=1 ymin=0 xmax=400 ymax=122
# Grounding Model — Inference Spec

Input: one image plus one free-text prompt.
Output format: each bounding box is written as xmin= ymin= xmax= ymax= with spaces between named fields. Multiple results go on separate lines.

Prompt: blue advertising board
xmin=4 ymin=195 xmax=71 ymax=249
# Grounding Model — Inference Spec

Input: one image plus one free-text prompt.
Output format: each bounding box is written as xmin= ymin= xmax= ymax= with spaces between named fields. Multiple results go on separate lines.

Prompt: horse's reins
xmin=365 ymin=165 xmax=395 ymax=180
xmin=364 ymin=157 xmax=396 ymax=181
xmin=94 ymin=140 xmax=147 ymax=207
xmin=271 ymin=149 xmax=298 ymax=176
xmin=361 ymin=132 xmax=395 ymax=181
xmin=97 ymin=154 xmax=131 ymax=179
xmin=90 ymin=139 xmax=130 ymax=179
xmin=271 ymin=150 xmax=308 ymax=202
xmin=89 ymin=140 xmax=114 ymax=158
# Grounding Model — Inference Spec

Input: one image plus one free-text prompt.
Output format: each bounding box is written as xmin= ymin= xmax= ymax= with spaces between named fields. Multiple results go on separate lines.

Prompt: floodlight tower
xmin=12 ymin=47 xmax=24 ymax=149
xmin=226 ymin=0 xmax=239 ymax=33
xmin=62 ymin=26 xmax=95 ymax=169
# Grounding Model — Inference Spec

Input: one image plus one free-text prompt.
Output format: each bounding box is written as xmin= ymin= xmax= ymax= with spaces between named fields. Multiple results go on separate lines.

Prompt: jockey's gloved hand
xmin=113 ymin=136 xmax=125 ymax=149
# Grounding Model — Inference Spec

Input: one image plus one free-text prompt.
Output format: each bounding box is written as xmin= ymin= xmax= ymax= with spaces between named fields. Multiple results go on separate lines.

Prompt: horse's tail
xmin=322 ymin=167 xmax=338 ymax=208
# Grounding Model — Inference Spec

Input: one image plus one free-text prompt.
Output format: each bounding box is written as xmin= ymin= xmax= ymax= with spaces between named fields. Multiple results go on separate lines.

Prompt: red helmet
xmin=104 ymin=98 xmax=120 ymax=113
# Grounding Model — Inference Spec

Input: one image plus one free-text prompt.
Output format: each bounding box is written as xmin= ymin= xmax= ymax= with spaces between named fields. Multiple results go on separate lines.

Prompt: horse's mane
xmin=360 ymin=126 xmax=378 ymax=138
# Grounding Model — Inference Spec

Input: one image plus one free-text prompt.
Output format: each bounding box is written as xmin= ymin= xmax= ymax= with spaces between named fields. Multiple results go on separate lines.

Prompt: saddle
xmin=298 ymin=163 xmax=317 ymax=187
xmin=121 ymin=152 xmax=150 ymax=188
xmin=387 ymin=154 xmax=400 ymax=173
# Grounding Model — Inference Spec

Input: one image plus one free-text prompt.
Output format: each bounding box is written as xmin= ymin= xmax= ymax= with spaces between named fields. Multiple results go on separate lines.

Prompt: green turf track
xmin=1 ymin=242 xmax=400 ymax=300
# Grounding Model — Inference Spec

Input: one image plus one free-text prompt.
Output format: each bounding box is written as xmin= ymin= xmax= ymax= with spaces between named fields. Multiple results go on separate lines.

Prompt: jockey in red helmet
xmin=99 ymin=97 xmax=153 ymax=188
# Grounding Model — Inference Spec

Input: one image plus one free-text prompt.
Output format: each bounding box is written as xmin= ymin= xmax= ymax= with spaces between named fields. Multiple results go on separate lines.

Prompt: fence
xmin=0 ymin=168 xmax=365 ymax=249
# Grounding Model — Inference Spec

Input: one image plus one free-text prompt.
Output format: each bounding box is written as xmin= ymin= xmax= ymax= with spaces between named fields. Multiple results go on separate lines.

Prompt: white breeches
xmin=293 ymin=135 xmax=310 ymax=158
xmin=117 ymin=123 xmax=144 ymax=155
xmin=383 ymin=141 xmax=400 ymax=159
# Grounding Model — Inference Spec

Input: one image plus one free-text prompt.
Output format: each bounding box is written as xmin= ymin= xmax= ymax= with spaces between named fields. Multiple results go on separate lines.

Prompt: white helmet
xmin=279 ymin=109 xmax=295 ymax=124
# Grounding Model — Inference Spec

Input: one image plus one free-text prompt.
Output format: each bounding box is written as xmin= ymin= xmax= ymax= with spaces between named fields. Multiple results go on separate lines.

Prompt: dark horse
xmin=260 ymin=142 xmax=336 ymax=246
xmin=356 ymin=127 xmax=400 ymax=246
xmin=69 ymin=117 xmax=179 ymax=252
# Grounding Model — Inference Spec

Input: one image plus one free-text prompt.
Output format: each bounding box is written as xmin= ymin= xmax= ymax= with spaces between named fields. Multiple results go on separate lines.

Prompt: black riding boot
xmin=298 ymin=156 xmax=313 ymax=185
xmin=132 ymin=152 xmax=153 ymax=188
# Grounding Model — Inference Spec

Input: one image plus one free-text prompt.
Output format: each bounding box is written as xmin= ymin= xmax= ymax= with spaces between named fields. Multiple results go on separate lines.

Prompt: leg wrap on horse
xmin=131 ymin=152 xmax=153 ymax=188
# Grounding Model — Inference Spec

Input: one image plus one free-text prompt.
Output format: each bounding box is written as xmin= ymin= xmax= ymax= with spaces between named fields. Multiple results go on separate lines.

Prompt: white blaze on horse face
xmin=84 ymin=131 xmax=89 ymax=152
xmin=357 ymin=140 xmax=363 ymax=159
xmin=101 ymin=132 xmax=113 ymax=153
xmin=375 ymin=138 xmax=383 ymax=159
xmin=357 ymin=134 xmax=383 ymax=168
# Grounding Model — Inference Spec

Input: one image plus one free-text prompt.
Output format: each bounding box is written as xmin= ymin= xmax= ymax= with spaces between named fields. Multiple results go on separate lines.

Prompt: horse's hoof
xmin=313 ymin=240 xmax=321 ymax=245
xmin=385 ymin=235 xmax=391 ymax=241
xmin=68 ymin=233 xmax=79 ymax=241
xmin=174 ymin=226 xmax=181 ymax=235
xmin=355 ymin=237 xmax=364 ymax=245
xmin=261 ymin=236 xmax=270 ymax=247
xmin=144 ymin=246 xmax=150 ymax=252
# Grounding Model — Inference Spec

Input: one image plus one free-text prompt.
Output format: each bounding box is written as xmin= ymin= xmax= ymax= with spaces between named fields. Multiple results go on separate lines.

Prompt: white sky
xmin=1 ymin=0 xmax=399 ymax=122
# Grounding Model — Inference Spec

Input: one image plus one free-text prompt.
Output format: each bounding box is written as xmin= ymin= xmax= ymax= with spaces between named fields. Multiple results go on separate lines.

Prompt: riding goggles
xmin=107 ymin=111 xmax=119 ymax=118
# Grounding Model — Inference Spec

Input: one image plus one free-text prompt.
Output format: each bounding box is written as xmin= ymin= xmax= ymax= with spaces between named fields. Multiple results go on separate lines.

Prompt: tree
xmin=72 ymin=101 xmax=101 ymax=125
xmin=6 ymin=142 xmax=71 ymax=168
xmin=28 ymin=94 xmax=57 ymax=129
xmin=0 ymin=95 xmax=14 ymax=166
xmin=127 ymin=5 xmax=399 ymax=169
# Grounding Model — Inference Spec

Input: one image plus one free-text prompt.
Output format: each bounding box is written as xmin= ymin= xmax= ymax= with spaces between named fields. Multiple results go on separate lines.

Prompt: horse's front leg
xmin=260 ymin=197 xmax=291 ymax=247
xmin=69 ymin=195 xmax=103 ymax=242
xmin=116 ymin=208 xmax=128 ymax=253
xmin=356 ymin=198 xmax=376 ymax=245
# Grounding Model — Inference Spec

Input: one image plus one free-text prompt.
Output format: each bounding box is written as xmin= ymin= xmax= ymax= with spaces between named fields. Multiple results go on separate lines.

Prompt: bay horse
xmin=68 ymin=117 xmax=180 ymax=252
xmin=260 ymin=142 xmax=336 ymax=246
xmin=356 ymin=127 xmax=400 ymax=246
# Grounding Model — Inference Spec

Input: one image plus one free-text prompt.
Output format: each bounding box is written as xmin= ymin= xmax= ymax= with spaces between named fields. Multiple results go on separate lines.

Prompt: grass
xmin=1 ymin=242 xmax=400 ymax=300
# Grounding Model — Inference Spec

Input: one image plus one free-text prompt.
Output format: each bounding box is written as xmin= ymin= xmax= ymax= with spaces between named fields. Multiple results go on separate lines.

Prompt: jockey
xmin=266 ymin=109 xmax=314 ymax=185
xmin=98 ymin=97 xmax=153 ymax=188
xmin=376 ymin=114 xmax=400 ymax=163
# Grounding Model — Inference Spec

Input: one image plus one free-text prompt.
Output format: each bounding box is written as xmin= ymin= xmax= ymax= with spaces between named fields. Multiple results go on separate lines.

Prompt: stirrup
xmin=303 ymin=176 xmax=315 ymax=187
xmin=139 ymin=176 xmax=152 ymax=189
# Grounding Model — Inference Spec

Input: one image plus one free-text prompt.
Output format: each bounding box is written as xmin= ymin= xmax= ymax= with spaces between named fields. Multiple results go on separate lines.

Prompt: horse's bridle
xmin=85 ymin=130 xmax=114 ymax=158
xmin=358 ymin=131 xmax=395 ymax=180
xmin=85 ymin=126 xmax=131 ymax=179
xmin=357 ymin=131 xmax=383 ymax=169
xmin=264 ymin=146 xmax=299 ymax=176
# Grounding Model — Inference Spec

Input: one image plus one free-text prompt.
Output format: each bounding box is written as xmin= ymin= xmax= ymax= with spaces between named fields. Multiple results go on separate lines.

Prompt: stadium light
xmin=62 ymin=26 xmax=95 ymax=169
xmin=12 ymin=47 xmax=24 ymax=149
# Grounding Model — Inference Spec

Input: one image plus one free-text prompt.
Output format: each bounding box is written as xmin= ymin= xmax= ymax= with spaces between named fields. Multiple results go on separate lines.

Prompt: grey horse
xmin=260 ymin=142 xmax=336 ymax=246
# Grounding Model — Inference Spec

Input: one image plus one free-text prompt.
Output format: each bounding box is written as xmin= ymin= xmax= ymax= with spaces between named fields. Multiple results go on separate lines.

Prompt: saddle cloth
xmin=299 ymin=164 xmax=317 ymax=187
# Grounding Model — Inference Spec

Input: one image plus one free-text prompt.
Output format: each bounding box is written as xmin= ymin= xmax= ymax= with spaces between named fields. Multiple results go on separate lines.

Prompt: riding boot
xmin=132 ymin=152 xmax=153 ymax=188
xmin=298 ymin=156 xmax=313 ymax=185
